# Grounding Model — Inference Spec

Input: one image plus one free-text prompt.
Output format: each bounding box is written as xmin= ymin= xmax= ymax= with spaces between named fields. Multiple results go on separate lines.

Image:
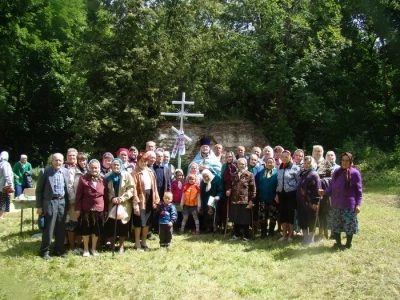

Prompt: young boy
xmin=159 ymin=192 xmax=178 ymax=249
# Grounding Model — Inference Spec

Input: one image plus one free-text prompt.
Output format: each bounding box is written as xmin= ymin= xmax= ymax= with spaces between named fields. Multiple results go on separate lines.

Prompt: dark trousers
xmin=159 ymin=223 xmax=173 ymax=245
xmin=40 ymin=198 xmax=67 ymax=255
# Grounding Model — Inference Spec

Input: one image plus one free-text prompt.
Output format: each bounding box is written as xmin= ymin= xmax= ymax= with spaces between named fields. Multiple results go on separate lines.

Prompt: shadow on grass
xmin=177 ymin=230 xmax=335 ymax=260
xmin=0 ymin=230 xmax=42 ymax=257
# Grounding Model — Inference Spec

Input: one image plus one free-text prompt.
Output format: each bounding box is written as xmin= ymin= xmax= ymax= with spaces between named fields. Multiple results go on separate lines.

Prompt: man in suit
xmin=36 ymin=153 xmax=69 ymax=260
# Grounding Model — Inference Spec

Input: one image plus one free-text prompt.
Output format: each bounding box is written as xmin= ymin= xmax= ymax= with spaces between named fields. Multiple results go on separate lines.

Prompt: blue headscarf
xmin=107 ymin=158 xmax=123 ymax=195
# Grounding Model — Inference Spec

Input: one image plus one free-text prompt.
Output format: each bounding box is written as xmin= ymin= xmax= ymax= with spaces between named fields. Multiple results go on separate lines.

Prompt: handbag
xmin=24 ymin=173 xmax=34 ymax=188
xmin=3 ymin=185 xmax=14 ymax=194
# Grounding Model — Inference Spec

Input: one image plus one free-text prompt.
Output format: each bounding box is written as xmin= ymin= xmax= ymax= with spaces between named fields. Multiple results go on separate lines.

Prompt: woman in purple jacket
xmin=319 ymin=152 xmax=362 ymax=250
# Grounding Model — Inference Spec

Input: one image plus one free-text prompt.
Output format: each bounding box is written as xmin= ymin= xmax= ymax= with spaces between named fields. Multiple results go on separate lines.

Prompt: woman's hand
xmin=168 ymin=222 xmax=173 ymax=227
xmin=36 ymin=208 xmax=43 ymax=215
xmin=318 ymin=189 xmax=325 ymax=197
xmin=112 ymin=197 xmax=121 ymax=204
xmin=134 ymin=208 xmax=140 ymax=216
xmin=312 ymin=204 xmax=318 ymax=211
xmin=355 ymin=206 xmax=361 ymax=214
xmin=226 ymin=190 xmax=231 ymax=197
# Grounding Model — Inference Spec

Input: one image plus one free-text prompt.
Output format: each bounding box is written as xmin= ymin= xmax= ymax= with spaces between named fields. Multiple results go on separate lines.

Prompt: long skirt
xmin=258 ymin=202 xmax=279 ymax=222
xmin=0 ymin=192 xmax=10 ymax=212
xmin=229 ymin=204 xmax=251 ymax=225
xmin=77 ymin=211 xmax=104 ymax=236
xmin=278 ymin=190 xmax=297 ymax=224
xmin=328 ymin=207 xmax=358 ymax=234
xmin=105 ymin=218 xmax=130 ymax=238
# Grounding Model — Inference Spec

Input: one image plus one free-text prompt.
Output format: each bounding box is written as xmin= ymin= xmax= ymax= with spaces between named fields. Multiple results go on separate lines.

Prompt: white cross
xmin=160 ymin=92 xmax=204 ymax=169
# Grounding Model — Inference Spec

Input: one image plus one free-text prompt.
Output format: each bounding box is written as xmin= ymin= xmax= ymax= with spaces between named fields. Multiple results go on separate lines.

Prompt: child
xmin=159 ymin=192 xmax=178 ymax=249
xmin=171 ymin=169 xmax=185 ymax=228
xmin=180 ymin=174 xmax=201 ymax=234
xmin=186 ymin=162 xmax=201 ymax=186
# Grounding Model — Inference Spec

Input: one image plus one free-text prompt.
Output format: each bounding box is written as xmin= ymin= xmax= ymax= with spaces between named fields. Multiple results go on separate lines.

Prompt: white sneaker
xmin=82 ymin=251 xmax=90 ymax=257
xmin=90 ymin=250 xmax=99 ymax=256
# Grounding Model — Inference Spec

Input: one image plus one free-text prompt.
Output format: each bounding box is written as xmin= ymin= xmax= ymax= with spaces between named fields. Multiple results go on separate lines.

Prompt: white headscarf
xmin=201 ymin=169 xmax=215 ymax=192
xmin=0 ymin=151 xmax=9 ymax=161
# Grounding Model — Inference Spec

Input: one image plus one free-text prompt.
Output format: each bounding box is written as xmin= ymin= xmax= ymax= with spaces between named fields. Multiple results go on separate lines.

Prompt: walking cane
xmin=224 ymin=196 xmax=230 ymax=237
xmin=250 ymin=205 xmax=255 ymax=239
xmin=213 ymin=202 xmax=217 ymax=235
xmin=313 ymin=196 xmax=321 ymax=232
xmin=112 ymin=204 xmax=119 ymax=257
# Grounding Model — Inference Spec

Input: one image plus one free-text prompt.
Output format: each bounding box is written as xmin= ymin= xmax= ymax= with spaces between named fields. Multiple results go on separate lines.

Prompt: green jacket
xmin=13 ymin=161 xmax=33 ymax=185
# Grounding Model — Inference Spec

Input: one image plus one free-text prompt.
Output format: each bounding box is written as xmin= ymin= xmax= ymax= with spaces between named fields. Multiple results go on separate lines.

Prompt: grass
xmin=0 ymin=191 xmax=400 ymax=300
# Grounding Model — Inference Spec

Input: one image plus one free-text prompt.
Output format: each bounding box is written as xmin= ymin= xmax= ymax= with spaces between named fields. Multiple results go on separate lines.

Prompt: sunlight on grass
xmin=0 ymin=191 xmax=399 ymax=299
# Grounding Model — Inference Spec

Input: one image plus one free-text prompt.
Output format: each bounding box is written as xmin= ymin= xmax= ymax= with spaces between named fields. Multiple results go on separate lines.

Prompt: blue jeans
xmin=14 ymin=184 xmax=24 ymax=197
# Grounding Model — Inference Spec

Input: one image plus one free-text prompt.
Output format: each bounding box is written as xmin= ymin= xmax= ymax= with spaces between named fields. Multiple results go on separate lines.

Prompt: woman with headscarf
xmin=67 ymin=152 xmax=88 ymax=253
xmin=296 ymin=156 xmax=321 ymax=247
xmin=220 ymin=151 xmax=237 ymax=231
xmin=0 ymin=151 xmax=13 ymax=219
xmin=117 ymin=148 xmax=134 ymax=173
xmin=200 ymin=169 xmax=223 ymax=233
xmin=319 ymin=152 xmax=362 ymax=250
xmin=317 ymin=150 xmax=340 ymax=240
xmin=104 ymin=158 xmax=135 ymax=254
xmin=131 ymin=152 xmax=160 ymax=251
xmin=293 ymin=149 xmax=305 ymax=169
xmin=75 ymin=159 xmax=108 ymax=257
xmin=12 ymin=154 xmax=33 ymax=197
xmin=226 ymin=158 xmax=256 ymax=242
xmin=275 ymin=150 xmax=300 ymax=242
xmin=100 ymin=152 xmax=114 ymax=176
xmin=255 ymin=157 xmax=278 ymax=238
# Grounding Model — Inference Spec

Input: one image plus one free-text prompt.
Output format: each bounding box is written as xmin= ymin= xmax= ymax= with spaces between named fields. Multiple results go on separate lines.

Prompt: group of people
xmin=0 ymin=138 xmax=362 ymax=260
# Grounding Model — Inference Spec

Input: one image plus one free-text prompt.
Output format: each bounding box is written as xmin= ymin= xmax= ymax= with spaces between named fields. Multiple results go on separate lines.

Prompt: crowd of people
xmin=0 ymin=138 xmax=363 ymax=260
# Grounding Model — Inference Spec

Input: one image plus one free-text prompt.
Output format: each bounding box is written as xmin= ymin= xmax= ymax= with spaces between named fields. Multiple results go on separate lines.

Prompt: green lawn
xmin=0 ymin=192 xmax=399 ymax=300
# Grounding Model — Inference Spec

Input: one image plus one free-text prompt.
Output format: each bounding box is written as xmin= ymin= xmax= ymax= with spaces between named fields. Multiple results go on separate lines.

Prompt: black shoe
xmin=331 ymin=243 xmax=345 ymax=251
xmin=54 ymin=252 xmax=66 ymax=258
xmin=41 ymin=253 xmax=51 ymax=260
xmin=344 ymin=243 xmax=352 ymax=250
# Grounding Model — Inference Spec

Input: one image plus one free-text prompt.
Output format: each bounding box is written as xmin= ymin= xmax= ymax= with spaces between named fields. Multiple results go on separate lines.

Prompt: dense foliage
xmin=1 ymin=0 xmax=399 ymax=165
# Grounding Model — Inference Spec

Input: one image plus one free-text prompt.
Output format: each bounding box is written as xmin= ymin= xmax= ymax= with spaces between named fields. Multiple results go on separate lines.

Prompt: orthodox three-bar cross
xmin=160 ymin=92 xmax=204 ymax=169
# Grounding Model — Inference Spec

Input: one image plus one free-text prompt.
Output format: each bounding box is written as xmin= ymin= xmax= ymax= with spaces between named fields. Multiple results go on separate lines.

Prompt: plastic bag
xmin=108 ymin=205 xmax=129 ymax=224
xmin=24 ymin=173 xmax=34 ymax=189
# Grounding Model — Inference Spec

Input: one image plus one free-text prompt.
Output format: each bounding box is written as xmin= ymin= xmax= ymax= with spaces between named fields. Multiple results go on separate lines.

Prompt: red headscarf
xmin=116 ymin=148 xmax=130 ymax=158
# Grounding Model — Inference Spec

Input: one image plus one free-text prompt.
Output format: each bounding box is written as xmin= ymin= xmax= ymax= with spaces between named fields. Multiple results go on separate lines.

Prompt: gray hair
xmin=88 ymin=159 xmax=101 ymax=168
xmin=237 ymin=158 xmax=247 ymax=166
xmin=20 ymin=154 xmax=28 ymax=160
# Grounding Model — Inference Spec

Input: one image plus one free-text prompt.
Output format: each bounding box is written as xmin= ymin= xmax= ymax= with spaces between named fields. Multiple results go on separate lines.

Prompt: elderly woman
xmin=66 ymin=152 xmax=88 ymax=253
xmin=319 ymin=152 xmax=362 ymax=250
xmin=255 ymin=157 xmax=278 ymax=238
xmin=220 ymin=151 xmax=237 ymax=231
xmin=117 ymin=148 xmax=134 ymax=173
xmin=276 ymin=150 xmax=300 ymax=242
xmin=105 ymin=158 xmax=135 ymax=254
xmin=12 ymin=154 xmax=33 ymax=197
xmin=226 ymin=158 xmax=256 ymax=241
xmin=200 ymin=169 xmax=223 ymax=233
xmin=131 ymin=152 xmax=160 ymax=251
xmin=75 ymin=159 xmax=108 ymax=257
xmin=296 ymin=156 xmax=321 ymax=246
xmin=273 ymin=146 xmax=284 ymax=168
xmin=293 ymin=149 xmax=304 ymax=168
xmin=0 ymin=152 xmax=13 ymax=219
xmin=316 ymin=150 xmax=340 ymax=240
xmin=100 ymin=152 xmax=114 ymax=176
xmin=261 ymin=146 xmax=273 ymax=164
